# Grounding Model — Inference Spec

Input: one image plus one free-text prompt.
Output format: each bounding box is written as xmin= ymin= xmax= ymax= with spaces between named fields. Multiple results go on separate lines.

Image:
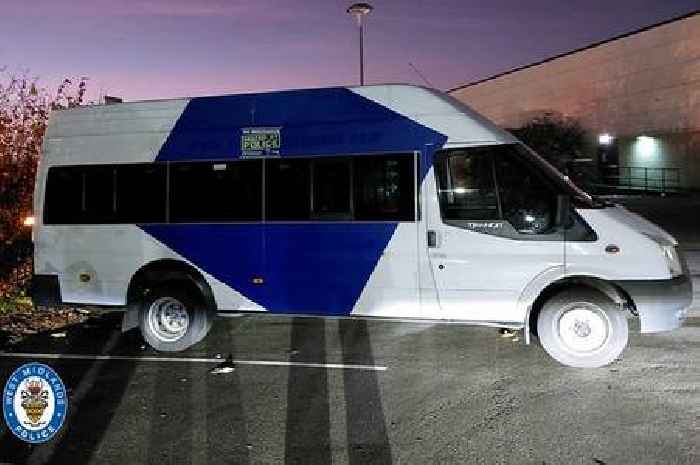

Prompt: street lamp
xmin=346 ymin=3 xmax=373 ymax=85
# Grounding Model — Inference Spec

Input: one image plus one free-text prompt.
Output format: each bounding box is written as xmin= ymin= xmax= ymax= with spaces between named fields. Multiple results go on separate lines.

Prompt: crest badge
xmin=3 ymin=362 xmax=68 ymax=443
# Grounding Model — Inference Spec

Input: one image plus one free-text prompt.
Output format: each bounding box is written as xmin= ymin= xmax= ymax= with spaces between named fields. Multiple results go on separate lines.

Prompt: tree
xmin=510 ymin=112 xmax=597 ymax=191
xmin=0 ymin=70 xmax=88 ymax=302
xmin=0 ymin=70 xmax=87 ymax=242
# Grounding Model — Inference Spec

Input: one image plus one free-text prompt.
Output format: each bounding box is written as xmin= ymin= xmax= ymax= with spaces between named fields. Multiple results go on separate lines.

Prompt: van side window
xmin=45 ymin=164 xmax=168 ymax=224
xmin=435 ymin=145 xmax=587 ymax=238
xmin=115 ymin=164 xmax=167 ymax=223
xmin=44 ymin=165 xmax=115 ymax=224
xmin=266 ymin=158 xmax=311 ymax=221
xmin=266 ymin=155 xmax=415 ymax=222
xmin=44 ymin=167 xmax=83 ymax=224
xmin=493 ymin=151 xmax=557 ymax=234
xmin=435 ymin=149 xmax=500 ymax=221
xmin=83 ymin=165 xmax=115 ymax=223
xmin=355 ymin=155 xmax=415 ymax=221
xmin=44 ymin=154 xmax=417 ymax=225
xmin=312 ymin=159 xmax=352 ymax=219
xmin=170 ymin=160 xmax=262 ymax=222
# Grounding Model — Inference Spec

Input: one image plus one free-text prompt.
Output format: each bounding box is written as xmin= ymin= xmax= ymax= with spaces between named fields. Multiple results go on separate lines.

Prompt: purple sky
xmin=2 ymin=0 xmax=697 ymax=101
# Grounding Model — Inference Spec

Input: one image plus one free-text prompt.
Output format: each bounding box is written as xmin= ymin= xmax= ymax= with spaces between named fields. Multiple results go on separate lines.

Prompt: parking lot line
xmin=0 ymin=352 xmax=388 ymax=371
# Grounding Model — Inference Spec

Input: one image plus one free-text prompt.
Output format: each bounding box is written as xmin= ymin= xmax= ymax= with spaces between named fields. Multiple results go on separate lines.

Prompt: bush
xmin=511 ymin=113 xmax=598 ymax=191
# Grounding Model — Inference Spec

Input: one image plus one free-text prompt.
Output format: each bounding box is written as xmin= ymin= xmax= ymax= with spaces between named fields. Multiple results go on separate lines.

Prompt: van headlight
xmin=662 ymin=245 xmax=683 ymax=278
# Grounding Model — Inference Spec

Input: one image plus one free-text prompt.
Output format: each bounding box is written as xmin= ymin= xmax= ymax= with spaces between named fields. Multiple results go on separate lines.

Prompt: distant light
xmin=635 ymin=135 xmax=657 ymax=158
xmin=598 ymin=133 xmax=614 ymax=145
xmin=23 ymin=216 xmax=35 ymax=227
xmin=452 ymin=188 xmax=478 ymax=194
xmin=525 ymin=214 xmax=535 ymax=223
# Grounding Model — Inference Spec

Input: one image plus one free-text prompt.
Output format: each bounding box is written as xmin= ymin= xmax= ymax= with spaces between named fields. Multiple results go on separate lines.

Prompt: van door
xmin=424 ymin=145 xmax=565 ymax=324
xmin=262 ymin=154 xmax=420 ymax=318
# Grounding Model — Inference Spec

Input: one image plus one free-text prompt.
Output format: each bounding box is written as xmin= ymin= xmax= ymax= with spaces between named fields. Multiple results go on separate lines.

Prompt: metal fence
xmin=601 ymin=165 xmax=681 ymax=193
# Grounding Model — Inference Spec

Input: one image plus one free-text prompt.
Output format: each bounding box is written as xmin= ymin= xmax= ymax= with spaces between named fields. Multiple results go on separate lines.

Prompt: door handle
xmin=427 ymin=230 xmax=438 ymax=248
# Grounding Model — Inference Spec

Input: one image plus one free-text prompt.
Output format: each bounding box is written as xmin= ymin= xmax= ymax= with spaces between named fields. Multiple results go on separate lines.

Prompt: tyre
xmin=138 ymin=285 xmax=214 ymax=352
xmin=537 ymin=287 xmax=628 ymax=368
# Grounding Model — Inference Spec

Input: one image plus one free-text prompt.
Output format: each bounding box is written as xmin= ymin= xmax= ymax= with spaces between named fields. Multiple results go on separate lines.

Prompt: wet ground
xmin=0 ymin=194 xmax=698 ymax=465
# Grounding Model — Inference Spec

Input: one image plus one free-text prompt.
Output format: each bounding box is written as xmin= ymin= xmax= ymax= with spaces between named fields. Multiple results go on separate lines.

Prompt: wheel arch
xmin=523 ymin=274 xmax=635 ymax=343
xmin=122 ymin=259 xmax=217 ymax=332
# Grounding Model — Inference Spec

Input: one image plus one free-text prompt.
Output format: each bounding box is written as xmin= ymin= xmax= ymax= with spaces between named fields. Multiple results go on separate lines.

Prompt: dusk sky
xmin=2 ymin=0 xmax=698 ymax=101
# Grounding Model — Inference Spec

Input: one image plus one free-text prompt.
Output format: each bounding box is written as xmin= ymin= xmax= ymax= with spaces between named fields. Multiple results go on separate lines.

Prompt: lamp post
xmin=346 ymin=3 xmax=373 ymax=86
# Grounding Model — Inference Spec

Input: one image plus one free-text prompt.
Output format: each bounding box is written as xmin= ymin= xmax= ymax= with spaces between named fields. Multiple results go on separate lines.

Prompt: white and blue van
xmin=31 ymin=85 xmax=692 ymax=367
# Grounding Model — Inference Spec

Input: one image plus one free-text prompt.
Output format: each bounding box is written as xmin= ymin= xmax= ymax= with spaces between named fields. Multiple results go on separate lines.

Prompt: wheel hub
xmin=558 ymin=305 xmax=609 ymax=353
xmin=572 ymin=319 xmax=592 ymax=338
xmin=148 ymin=297 xmax=189 ymax=342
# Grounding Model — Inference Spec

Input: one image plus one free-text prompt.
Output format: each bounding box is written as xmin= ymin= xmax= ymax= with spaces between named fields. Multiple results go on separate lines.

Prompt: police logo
xmin=3 ymin=362 xmax=67 ymax=443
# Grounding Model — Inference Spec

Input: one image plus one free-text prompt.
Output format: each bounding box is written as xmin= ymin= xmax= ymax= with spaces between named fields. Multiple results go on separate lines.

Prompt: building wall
xmin=450 ymin=13 xmax=700 ymax=189
xmin=615 ymin=130 xmax=700 ymax=190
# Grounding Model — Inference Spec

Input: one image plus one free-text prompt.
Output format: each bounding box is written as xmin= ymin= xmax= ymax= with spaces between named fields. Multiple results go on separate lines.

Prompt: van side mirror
xmin=556 ymin=194 xmax=571 ymax=228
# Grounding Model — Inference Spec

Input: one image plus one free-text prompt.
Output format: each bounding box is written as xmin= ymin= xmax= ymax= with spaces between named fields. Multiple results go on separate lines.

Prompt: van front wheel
xmin=138 ymin=286 xmax=213 ymax=352
xmin=537 ymin=288 xmax=628 ymax=368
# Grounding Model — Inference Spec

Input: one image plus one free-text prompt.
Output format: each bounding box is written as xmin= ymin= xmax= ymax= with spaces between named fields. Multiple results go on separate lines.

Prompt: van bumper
xmin=31 ymin=274 xmax=62 ymax=308
xmin=615 ymin=274 xmax=693 ymax=333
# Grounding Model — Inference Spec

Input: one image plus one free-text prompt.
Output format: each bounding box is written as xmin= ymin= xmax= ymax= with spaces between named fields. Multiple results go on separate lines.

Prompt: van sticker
xmin=241 ymin=127 xmax=281 ymax=157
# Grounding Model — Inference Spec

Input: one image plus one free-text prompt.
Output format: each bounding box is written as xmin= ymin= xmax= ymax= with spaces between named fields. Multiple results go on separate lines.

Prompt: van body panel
xmin=351 ymin=222 xmax=422 ymax=318
xmin=569 ymin=207 xmax=670 ymax=281
xmin=154 ymin=87 xmax=449 ymax=165
xmin=34 ymin=224 xmax=261 ymax=310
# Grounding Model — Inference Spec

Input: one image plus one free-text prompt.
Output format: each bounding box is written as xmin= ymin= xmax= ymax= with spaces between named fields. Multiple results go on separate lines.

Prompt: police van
xmin=31 ymin=84 xmax=692 ymax=367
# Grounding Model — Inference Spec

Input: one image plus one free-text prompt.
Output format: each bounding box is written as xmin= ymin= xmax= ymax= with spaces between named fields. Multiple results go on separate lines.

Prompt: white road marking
xmin=0 ymin=352 xmax=387 ymax=371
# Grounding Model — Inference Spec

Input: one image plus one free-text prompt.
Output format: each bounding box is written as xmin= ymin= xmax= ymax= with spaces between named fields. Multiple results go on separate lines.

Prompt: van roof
xmin=42 ymin=84 xmax=516 ymax=166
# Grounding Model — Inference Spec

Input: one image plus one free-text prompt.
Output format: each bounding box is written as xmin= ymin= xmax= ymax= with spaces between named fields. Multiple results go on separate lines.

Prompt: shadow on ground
xmin=0 ymin=312 xmax=140 ymax=464
xmin=0 ymin=313 xmax=394 ymax=465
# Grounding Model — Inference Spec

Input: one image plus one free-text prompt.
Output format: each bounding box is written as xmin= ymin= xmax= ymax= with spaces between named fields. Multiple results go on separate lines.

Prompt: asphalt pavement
xmin=0 ymin=194 xmax=698 ymax=465
xmin=0 ymin=311 xmax=699 ymax=465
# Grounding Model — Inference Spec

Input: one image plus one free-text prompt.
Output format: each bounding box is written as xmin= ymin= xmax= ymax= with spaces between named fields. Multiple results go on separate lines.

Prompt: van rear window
xmin=44 ymin=167 xmax=83 ymax=224
xmin=44 ymin=164 xmax=167 ymax=224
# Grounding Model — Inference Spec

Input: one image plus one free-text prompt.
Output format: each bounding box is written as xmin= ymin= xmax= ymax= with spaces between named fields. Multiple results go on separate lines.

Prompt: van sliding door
xmin=262 ymin=154 xmax=420 ymax=317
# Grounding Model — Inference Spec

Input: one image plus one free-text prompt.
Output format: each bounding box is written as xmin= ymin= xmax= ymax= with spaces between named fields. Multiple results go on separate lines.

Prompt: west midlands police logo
xmin=3 ymin=362 xmax=67 ymax=443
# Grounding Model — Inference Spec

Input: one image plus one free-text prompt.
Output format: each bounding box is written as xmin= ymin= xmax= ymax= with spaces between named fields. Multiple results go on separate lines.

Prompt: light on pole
xmin=346 ymin=3 xmax=373 ymax=86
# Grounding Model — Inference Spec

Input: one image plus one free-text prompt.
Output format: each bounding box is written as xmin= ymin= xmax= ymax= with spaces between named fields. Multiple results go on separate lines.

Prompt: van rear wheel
xmin=138 ymin=286 xmax=213 ymax=352
xmin=537 ymin=288 xmax=628 ymax=368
